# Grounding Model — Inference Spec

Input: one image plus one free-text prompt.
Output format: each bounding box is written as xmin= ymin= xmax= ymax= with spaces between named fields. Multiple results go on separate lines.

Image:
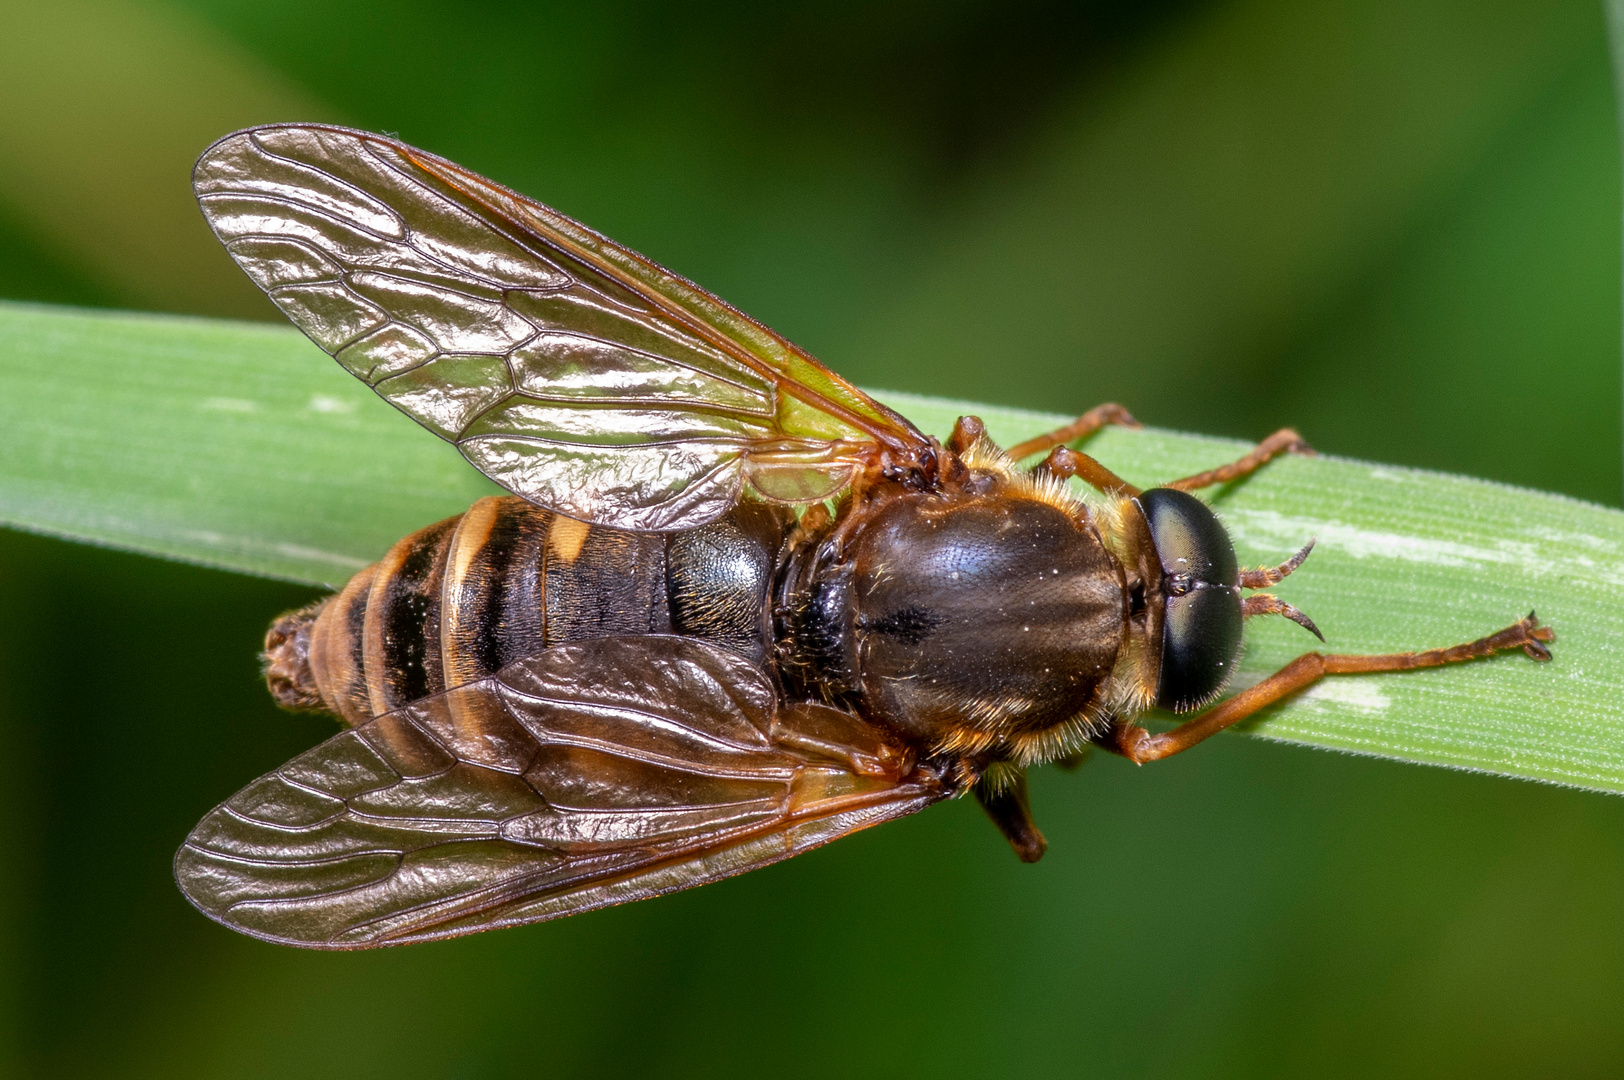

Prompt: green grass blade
xmin=2 ymin=300 xmax=1621 ymax=792
xmin=0 ymin=301 xmax=500 ymax=584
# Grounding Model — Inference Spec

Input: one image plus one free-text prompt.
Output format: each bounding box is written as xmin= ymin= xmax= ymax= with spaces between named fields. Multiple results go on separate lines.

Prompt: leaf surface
xmin=2 ymin=300 xmax=1621 ymax=792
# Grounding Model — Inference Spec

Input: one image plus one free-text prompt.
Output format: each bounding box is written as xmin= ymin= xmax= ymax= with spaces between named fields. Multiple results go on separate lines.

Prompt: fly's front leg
xmin=1164 ymin=428 xmax=1313 ymax=491
xmin=1094 ymin=614 xmax=1555 ymax=764
xmin=1005 ymin=403 xmax=1141 ymax=463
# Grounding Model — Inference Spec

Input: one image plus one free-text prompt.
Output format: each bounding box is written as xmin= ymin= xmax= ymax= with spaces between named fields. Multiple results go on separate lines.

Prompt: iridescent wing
xmin=193 ymin=124 xmax=932 ymax=531
xmin=175 ymin=636 xmax=947 ymax=948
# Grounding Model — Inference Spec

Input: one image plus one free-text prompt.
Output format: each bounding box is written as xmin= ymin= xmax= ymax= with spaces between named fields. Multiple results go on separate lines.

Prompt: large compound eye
xmin=1137 ymin=487 xmax=1243 ymax=712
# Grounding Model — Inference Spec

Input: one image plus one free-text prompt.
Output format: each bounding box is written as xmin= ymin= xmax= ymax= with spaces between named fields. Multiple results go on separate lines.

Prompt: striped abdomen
xmin=264 ymin=496 xmax=786 ymax=725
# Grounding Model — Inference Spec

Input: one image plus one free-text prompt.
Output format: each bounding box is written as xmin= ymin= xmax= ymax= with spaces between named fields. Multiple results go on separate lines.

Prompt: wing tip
xmin=172 ymin=838 xmax=385 ymax=952
xmin=192 ymin=122 xmax=394 ymax=189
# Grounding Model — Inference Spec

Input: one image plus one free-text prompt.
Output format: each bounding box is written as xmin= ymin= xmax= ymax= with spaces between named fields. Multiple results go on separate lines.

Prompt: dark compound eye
xmin=1137 ymin=487 xmax=1244 ymax=712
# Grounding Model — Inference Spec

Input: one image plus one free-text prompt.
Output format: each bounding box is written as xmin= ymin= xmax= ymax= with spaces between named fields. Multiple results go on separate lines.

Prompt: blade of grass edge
xmin=1 ymin=300 xmax=1621 ymax=793
xmin=1609 ymin=0 xmax=1624 ymax=507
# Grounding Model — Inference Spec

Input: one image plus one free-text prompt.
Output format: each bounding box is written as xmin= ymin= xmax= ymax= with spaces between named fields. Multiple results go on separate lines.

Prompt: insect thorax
xmin=777 ymin=485 xmax=1133 ymax=763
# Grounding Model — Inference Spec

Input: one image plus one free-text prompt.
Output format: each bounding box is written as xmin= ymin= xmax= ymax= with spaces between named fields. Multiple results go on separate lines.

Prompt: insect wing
xmin=193 ymin=124 xmax=930 ymax=530
xmin=175 ymin=636 xmax=943 ymax=948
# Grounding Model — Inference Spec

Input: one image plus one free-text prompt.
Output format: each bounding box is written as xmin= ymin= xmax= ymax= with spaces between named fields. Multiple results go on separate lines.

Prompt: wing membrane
xmin=176 ymin=637 xmax=946 ymax=948
xmin=194 ymin=124 xmax=930 ymax=530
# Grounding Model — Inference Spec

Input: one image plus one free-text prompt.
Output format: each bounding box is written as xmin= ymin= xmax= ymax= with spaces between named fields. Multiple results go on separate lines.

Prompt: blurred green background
xmin=1 ymin=0 xmax=1622 ymax=1075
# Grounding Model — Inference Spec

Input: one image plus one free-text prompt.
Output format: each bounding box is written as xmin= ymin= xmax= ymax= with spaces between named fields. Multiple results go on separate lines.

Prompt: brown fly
xmin=175 ymin=125 xmax=1554 ymax=948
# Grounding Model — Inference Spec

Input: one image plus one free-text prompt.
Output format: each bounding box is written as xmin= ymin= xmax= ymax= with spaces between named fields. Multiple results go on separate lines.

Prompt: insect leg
xmin=1006 ymin=403 xmax=1140 ymax=462
xmin=1034 ymin=445 xmax=1140 ymax=496
xmin=1162 ymin=428 xmax=1313 ymax=491
xmin=946 ymin=415 xmax=987 ymax=453
xmin=1093 ymin=614 xmax=1555 ymax=764
xmin=975 ymin=770 xmax=1048 ymax=862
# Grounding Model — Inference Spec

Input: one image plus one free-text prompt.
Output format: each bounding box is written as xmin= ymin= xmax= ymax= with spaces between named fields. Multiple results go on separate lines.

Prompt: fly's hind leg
xmin=975 ymin=768 xmax=1048 ymax=862
xmin=1005 ymin=403 xmax=1141 ymax=463
xmin=947 ymin=405 xmax=1142 ymax=496
xmin=1034 ymin=446 xmax=1139 ymax=496
xmin=1164 ymin=427 xmax=1314 ymax=492
xmin=1033 ymin=422 xmax=1310 ymax=497
xmin=1093 ymin=614 xmax=1555 ymax=764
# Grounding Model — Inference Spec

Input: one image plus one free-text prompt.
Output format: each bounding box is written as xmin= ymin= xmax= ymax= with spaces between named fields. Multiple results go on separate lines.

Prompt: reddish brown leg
xmin=1006 ymin=403 xmax=1141 ymax=462
xmin=1035 ymin=445 xmax=1140 ymax=496
xmin=1095 ymin=615 xmax=1555 ymax=764
xmin=1242 ymin=593 xmax=1323 ymax=641
xmin=946 ymin=415 xmax=987 ymax=454
xmin=975 ymin=771 xmax=1048 ymax=862
xmin=1164 ymin=428 xmax=1313 ymax=491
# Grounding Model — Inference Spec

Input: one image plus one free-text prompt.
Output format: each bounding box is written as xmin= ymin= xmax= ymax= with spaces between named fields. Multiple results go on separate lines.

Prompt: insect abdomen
xmin=266 ymin=496 xmax=672 ymax=724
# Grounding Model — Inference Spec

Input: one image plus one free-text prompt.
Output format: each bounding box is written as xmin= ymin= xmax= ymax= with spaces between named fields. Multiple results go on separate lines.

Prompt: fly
xmin=174 ymin=125 xmax=1554 ymax=949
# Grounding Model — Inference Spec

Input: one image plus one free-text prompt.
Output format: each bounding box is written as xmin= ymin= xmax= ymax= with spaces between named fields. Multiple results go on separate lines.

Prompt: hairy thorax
xmin=777 ymin=467 xmax=1142 ymax=764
